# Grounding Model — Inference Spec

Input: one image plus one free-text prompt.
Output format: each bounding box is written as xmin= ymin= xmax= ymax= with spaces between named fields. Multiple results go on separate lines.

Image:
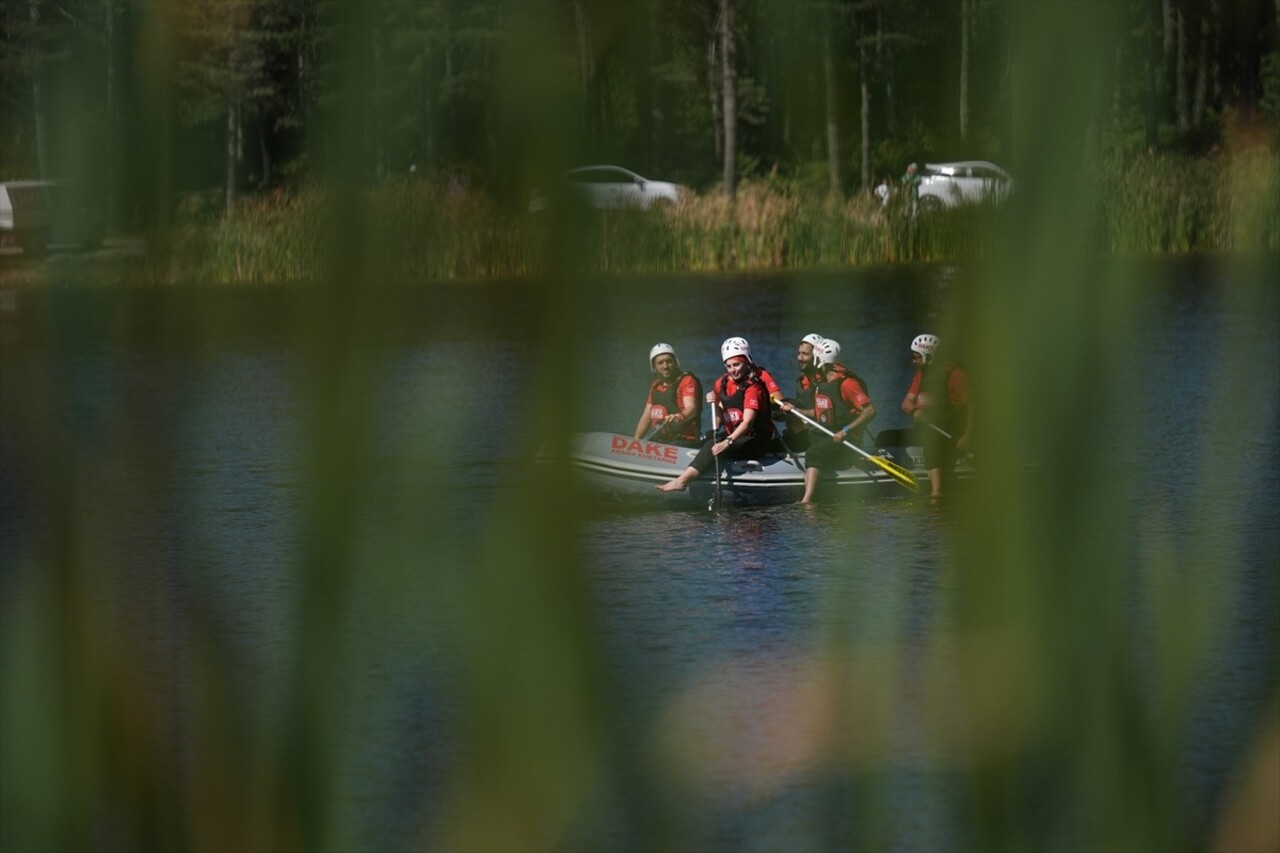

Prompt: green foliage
xmin=1262 ymin=49 xmax=1280 ymax=124
xmin=128 ymin=151 xmax=1278 ymax=284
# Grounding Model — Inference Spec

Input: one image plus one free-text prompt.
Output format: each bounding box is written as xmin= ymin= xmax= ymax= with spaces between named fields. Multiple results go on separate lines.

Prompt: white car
xmin=917 ymin=161 xmax=1013 ymax=211
xmin=528 ymin=165 xmax=683 ymax=213
xmin=0 ymin=180 xmax=105 ymax=255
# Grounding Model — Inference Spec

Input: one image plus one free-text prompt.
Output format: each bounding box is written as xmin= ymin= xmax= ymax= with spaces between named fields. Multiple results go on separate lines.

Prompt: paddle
xmin=926 ymin=422 xmax=975 ymax=464
xmin=708 ymin=402 xmax=724 ymax=511
xmin=643 ymin=420 xmax=669 ymax=441
xmin=785 ymin=408 xmax=920 ymax=493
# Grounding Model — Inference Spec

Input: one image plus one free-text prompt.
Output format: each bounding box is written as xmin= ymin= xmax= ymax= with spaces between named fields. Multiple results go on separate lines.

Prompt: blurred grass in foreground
xmin=2 ymin=3 xmax=1278 ymax=853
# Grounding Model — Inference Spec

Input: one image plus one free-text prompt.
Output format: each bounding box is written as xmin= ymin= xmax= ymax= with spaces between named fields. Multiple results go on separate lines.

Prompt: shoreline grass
xmin=1 ymin=148 xmax=1275 ymax=288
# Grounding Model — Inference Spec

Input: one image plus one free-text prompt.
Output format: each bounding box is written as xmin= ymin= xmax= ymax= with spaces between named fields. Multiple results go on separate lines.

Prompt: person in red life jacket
xmin=720 ymin=335 xmax=784 ymax=437
xmin=633 ymin=343 xmax=703 ymax=446
xmin=781 ymin=338 xmax=877 ymax=504
xmin=780 ymin=332 xmax=825 ymax=452
xmin=900 ymin=333 xmax=972 ymax=498
xmin=657 ymin=337 xmax=777 ymax=492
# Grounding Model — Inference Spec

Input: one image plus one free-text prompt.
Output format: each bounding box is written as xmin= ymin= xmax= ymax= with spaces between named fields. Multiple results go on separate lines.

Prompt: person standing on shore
xmin=634 ymin=343 xmax=703 ymax=446
xmin=900 ymin=333 xmax=971 ymax=498
xmin=900 ymin=163 xmax=921 ymax=216
xmin=874 ymin=176 xmax=892 ymax=208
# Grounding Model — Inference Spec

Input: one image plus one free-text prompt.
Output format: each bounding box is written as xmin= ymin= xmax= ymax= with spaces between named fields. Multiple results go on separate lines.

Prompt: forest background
xmin=1 ymin=0 xmax=1278 ymax=281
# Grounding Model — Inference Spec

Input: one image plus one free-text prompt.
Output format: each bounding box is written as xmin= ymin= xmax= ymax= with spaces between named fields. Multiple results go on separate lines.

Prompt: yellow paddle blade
xmin=867 ymin=452 xmax=921 ymax=492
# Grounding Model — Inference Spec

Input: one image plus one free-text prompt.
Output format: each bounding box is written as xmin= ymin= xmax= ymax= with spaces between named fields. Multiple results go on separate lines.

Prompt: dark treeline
xmin=2 ymin=0 xmax=1277 ymax=228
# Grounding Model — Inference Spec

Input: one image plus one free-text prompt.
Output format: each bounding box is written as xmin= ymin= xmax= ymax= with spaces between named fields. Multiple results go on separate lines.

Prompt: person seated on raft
xmin=657 ymin=337 xmax=776 ymax=492
xmin=634 ymin=343 xmax=703 ymax=447
xmin=779 ymin=332 xmax=825 ymax=453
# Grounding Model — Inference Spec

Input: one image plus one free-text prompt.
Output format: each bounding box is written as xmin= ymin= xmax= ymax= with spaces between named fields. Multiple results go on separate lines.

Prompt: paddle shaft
xmin=785 ymin=407 xmax=919 ymax=492
xmin=926 ymin=421 xmax=975 ymax=463
xmin=709 ymin=402 xmax=724 ymax=508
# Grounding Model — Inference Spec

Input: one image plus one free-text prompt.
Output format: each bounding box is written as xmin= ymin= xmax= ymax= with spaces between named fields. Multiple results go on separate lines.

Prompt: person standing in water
xmin=780 ymin=332 xmax=825 ymax=453
xmin=900 ymin=333 xmax=971 ymax=498
xmin=782 ymin=338 xmax=877 ymax=504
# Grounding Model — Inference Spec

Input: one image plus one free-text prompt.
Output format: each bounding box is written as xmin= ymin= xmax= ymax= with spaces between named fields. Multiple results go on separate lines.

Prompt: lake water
xmin=1 ymin=256 xmax=1276 ymax=851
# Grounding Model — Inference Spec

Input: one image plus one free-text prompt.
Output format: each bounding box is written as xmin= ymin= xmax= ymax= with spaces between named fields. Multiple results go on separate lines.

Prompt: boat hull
xmin=562 ymin=432 xmax=972 ymax=507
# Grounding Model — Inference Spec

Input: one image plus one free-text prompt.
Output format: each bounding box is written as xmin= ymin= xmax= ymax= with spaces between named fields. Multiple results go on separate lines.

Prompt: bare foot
xmin=657 ymin=480 xmax=688 ymax=492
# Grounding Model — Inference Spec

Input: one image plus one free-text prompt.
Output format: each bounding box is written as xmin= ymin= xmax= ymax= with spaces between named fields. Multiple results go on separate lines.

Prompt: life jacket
xmin=913 ymin=363 xmax=960 ymax=424
xmin=751 ymin=364 xmax=782 ymax=401
xmin=794 ymin=368 xmax=820 ymax=410
xmin=714 ymin=372 xmax=776 ymax=441
xmin=814 ymin=365 xmax=871 ymax=444
xmin=647 ymin=372 xmax=703 ymax=442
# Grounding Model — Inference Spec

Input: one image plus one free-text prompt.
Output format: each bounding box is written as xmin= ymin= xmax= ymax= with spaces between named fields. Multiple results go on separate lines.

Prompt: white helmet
xmin=800 ymin=333 xmax=825 ymax=349
xmin=911 ymin=333 xmax=939 ymax=363
xmin=720 ymin=336 xmax=752 ymax=363
xmin=814 ymin=338 xmax=841 ymax=368
xmin=649 ymin=342 xmax=678 ymax=371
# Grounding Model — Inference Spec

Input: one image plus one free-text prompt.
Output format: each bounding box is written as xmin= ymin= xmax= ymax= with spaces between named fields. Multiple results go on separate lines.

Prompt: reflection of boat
xmin=561 ymin=432 xmax=976 ymax=507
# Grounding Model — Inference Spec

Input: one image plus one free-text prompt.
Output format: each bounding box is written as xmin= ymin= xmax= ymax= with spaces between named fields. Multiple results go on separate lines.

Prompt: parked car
xmin=528 ymin=165 xmax=684 ymax=213
xmin=917 ymin=161 xmax=1013 ymax=211
xmin=0 ymin=180 xmax=105 ymax=256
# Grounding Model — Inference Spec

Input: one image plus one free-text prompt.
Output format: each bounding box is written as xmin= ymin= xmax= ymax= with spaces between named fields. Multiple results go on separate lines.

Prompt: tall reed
xmin=133 ymin=147 xmax=1273 ymax=287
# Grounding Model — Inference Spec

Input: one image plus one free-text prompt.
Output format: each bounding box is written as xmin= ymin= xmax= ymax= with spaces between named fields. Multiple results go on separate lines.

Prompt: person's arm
xmin=674 ymin=375 xmax=699 ymax=427
xmin=955 ymin=405 xmax=972 ymax=452
xmin=836 ymin=379 xmax=876 ymax=442
xmin=902 ymin=371 xmax=922 ymax=418
xmin=950 ymin=368 xmax=972 ymax=450
xmin=715 ymin=406 xmax=758 ymax=455
xmin=756 ymin=368 xmax=784 ymax=405
xmin=634 ymin=405 xmax=652 ymax=440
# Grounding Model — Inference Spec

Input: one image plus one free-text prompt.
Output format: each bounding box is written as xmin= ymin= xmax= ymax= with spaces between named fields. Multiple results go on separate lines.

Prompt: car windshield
xmin=574 ymin=169 xmax=630 ymax=184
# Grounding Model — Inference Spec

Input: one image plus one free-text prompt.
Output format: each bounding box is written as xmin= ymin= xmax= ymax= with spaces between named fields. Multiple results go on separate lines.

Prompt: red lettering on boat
xmin=608 ymin=433 xmax=681 ymax=464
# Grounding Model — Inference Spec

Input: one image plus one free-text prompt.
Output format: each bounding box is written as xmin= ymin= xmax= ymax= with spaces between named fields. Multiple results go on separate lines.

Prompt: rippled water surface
xmin=1 ymin=258 xmax=1276 ymax=851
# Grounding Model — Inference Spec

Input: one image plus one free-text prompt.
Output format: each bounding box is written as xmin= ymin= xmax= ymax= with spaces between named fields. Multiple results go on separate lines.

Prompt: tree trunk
xmin=372 ymin=22 xmax=385 ymax=181
xmin=636 ymin=1 xmax=655 ymax=170
xmin=708 ymin=34 xmax=722 ymax=162
xmin=1175 ymin=5 xmax=1188 ymax=131
xmin=959 ymin=0 xmax=971 ymax=141
xmin=1161 ymin=0 xmax=1174 ymax=108
xmin=1191 ymin=3 xmax=1210 ymax=127
xmin=29 ymin=0 xmax=49 ymax=178
xmin=719 ymin=0 xmax=736 ymax=199
xmin=878 ymin=11 xmax=896 ymax=135
xmin=422 ymin=37 xmax=435 ymax=172
xmin=105 ymin=0 xmax=118 ymax=226
xmin=1113 ymin=39 xmax=1123 ymax=126
xmin=860 ymin=41 xmax=870 ymax=192
xmin=1144 ymin=0 xmax=1159 ymax=148
xmin=260 ymin=123 xmax=272 ymax=187
xmin=824 ymin=22 xmax=842 ymax=197
xmin=226 ymin=98 xmax=239 ymax=216
xmin=574 ymin=1 xmax=593 ymax=131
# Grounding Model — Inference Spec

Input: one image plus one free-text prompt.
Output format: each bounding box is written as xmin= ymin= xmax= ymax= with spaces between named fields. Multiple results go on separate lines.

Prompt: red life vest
xmin=647 ymin=372 xmax=703 ymax=441
xmin=714 ymin=373 xmax=776 ymax=441
xmin=814 ymin=366 xmax=871 ymax=443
